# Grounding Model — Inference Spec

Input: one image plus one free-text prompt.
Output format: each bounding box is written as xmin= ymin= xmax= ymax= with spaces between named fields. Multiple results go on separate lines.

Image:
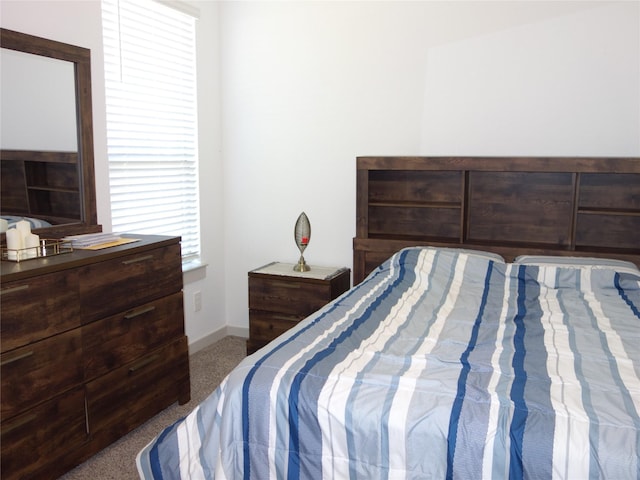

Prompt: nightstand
xmin=247 ymin=262 xmax=351 ymax=354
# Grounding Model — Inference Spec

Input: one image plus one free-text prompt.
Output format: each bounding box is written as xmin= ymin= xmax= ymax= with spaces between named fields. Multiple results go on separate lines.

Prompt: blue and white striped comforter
xmin=137 ymin=247 xmax=640 ymax=479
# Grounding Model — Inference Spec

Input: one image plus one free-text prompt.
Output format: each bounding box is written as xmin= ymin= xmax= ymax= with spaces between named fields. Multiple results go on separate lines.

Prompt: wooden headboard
xmin=353 ymin=156 xmax=640 ymax=284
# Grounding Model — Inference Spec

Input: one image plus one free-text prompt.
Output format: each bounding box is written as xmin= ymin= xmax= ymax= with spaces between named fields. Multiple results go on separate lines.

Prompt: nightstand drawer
xmin=0 ymin=270 xmax=80 ymax=353
xmin=1 ymin=329 xmax=83 ymax=420
xmin=249 ymin=276 xmax=332 ymax=316
xmin=79 ymin=243 xmax=182 ymax=323
xmin=249 ymin=310 xmax=302 ymax=345
xmin=82 ymin=291 xmax=185 ymax=380
xmin=247 ymin=263 xmax=350 ymax=355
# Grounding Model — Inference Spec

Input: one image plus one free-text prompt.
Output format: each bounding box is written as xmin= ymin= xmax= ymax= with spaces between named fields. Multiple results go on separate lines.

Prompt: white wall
xmin=2 ymin=1 xmax=639 ymax=346
xmin=220 ymin=1 xmax=640 ymax=332
xmin=421 ymin=4 xmax=640 ymax=155
xmin=1 ymin=48 xmax=77 ymax=150
xmin=186 ymin=1 xmax=228 ymax=348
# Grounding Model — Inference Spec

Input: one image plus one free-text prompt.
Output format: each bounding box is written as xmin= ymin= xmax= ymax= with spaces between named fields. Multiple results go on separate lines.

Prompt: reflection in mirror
xmin=1 ymin=49 xmax=77 ymax=151
xmin=0 ymin=28 xmax=100 ymax=239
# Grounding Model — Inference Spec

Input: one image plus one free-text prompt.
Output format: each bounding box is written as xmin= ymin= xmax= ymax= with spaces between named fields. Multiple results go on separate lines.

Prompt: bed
xmin=1 ymin=215 xmax=52 ymax=230
xmin=137 ymin=156 xmax=640 ymax=479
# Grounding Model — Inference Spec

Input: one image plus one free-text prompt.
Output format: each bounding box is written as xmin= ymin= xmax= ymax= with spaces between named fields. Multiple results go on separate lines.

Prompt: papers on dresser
xmin=62 ymin=233 xmax=140 ymax=249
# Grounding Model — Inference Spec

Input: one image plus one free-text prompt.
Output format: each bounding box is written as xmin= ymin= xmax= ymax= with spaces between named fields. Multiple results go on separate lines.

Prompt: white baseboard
xmin=188 ymin=326 xmax=249 ymax=355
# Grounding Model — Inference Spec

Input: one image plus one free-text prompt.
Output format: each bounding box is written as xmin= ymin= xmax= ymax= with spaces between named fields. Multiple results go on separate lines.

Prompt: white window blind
xmin=102 ymin=0 xmax=200 ymax=262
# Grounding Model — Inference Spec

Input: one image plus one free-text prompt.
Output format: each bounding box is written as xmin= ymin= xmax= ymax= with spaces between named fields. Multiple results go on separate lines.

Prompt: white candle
xmin=0 ymin=218 xmax=8 ymax=233
xmin=16 ymin=219 xmax=31 ymax=237
xmin=24 ymin=233 xmax=40 ymax=259
xmin=6 ymin=228 xmax=23 ymax=261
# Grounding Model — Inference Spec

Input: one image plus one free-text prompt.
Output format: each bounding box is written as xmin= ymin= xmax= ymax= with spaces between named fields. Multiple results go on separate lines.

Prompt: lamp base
xmin=293 ymin=255 xmax=310 ymax=272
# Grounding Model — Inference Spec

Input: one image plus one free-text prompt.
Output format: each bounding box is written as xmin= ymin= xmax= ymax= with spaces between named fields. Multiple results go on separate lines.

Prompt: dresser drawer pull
xmin=129 ymin=354 xmax=160 ymax=373
xmin=0 ymin=284 xmax=29 ymax=296
xmin=1 ymin=413 xmax=37 ymax=434
xmin=1 ymin=350 xmax=34 ymax=366
xmin=270 ymin=281 xmax=300 ymax=289
xmin=124 ymin=305 xmax=156 ymax=319
xmin=85 ymin=397 xmax=90 ymax=435
xmin=122 ymin=254 xmax=154 ymax=265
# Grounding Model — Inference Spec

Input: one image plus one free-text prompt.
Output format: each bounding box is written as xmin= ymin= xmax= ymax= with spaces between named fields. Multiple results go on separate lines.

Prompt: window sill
xmin=182 ymin=258 xmax=208 ymax=286
xmin=182 ymin=258 xmax=207 ymax=273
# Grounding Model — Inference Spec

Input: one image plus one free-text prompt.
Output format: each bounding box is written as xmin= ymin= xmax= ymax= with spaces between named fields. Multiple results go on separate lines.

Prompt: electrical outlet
xmin=194 ymin=291 xmax=202 ymax=312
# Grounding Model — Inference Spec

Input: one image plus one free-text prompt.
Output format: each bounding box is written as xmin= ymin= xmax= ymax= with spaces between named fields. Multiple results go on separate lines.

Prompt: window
xmin=102 ymin=0 xmax=200 ymax=263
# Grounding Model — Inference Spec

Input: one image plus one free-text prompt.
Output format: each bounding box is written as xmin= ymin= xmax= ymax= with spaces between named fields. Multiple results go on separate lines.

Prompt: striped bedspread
xmin=137 ymin=247 xmax=640 ymax=479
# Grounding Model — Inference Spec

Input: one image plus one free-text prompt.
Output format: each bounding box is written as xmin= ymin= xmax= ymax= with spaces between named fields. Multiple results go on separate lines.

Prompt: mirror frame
xmin=0 ymin=28 xmax=100 ymax=238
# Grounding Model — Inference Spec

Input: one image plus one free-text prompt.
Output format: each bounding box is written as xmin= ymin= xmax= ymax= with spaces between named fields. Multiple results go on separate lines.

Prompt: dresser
xmin=0 ymin=234 xmax=190 ymax=480
xmin=247 ymin=262 xmax=350 ymax=354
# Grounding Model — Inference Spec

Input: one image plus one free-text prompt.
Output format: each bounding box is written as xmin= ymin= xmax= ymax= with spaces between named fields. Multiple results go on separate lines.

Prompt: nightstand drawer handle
xmin=124 ymin=305 xmax=156 ymax=320
xmin=0 ymin=284 xmax=29 ymax=296
xmin=122 ymin=254 xmax=154 ymax=265
xmin=129 ymin=354 xmax=160 ymax=373
xmin=1 ymin=350 xmax=34 ymax=366
xmin=271 ymin=281 xmax=300 ymax=289
xmin=1 ymin=413 xmax=37 ymax=434
xmin=271 ymin=314 xmax=296 ymax=321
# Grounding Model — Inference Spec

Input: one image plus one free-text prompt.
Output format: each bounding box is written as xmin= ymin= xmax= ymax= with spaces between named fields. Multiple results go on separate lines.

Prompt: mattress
xmin=137 ymin=247 xmax=640 ymax=479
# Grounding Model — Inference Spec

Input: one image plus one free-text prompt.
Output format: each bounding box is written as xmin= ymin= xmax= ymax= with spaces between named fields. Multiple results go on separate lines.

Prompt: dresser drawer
xmin=79 ymin=243 xmax=182 ymax=323
xmin=86 ymin=337 xmax=190 ymax=444
xmin=249 ymin=276 xmax=333 ymax=316
xmin=249 ymin=309 xmax=301 ymax=346
xmin=1 ymin=387 xmax=87 ymax=480
xmin=1 ymin=329 xmax=83 ymax=420
xmin=0 ymin=270 xmax=80 ymax=353
xmin=82 ymin=291 xmax=185 ymax=380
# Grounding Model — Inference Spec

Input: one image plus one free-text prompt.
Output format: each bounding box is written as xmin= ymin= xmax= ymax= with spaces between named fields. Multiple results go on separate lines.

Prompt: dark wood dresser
xmin=247 ymin=262 xmax=350 ymax=354
xmin=0 ymin=234 xmax=190 ymax=479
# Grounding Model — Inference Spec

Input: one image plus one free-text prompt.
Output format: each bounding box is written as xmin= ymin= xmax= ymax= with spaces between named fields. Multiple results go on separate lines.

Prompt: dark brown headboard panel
xmin=353 ymin=156 xmax=640 ymax=284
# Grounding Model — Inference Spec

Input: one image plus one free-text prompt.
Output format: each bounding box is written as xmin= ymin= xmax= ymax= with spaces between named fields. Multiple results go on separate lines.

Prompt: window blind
xmin=102 ymin=0 xmax=200 ymax=262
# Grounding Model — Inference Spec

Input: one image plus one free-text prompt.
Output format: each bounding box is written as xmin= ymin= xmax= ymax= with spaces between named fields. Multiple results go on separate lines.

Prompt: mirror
xmin=0 ymin=28 xmax=100 ymax=239
xmin=2 ymin=49 xmax=78 ymax=151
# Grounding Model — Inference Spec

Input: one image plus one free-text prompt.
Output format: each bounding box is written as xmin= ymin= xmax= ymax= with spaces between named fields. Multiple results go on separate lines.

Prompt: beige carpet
xmin=59 ymin=335 xmax=247 ymax=480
